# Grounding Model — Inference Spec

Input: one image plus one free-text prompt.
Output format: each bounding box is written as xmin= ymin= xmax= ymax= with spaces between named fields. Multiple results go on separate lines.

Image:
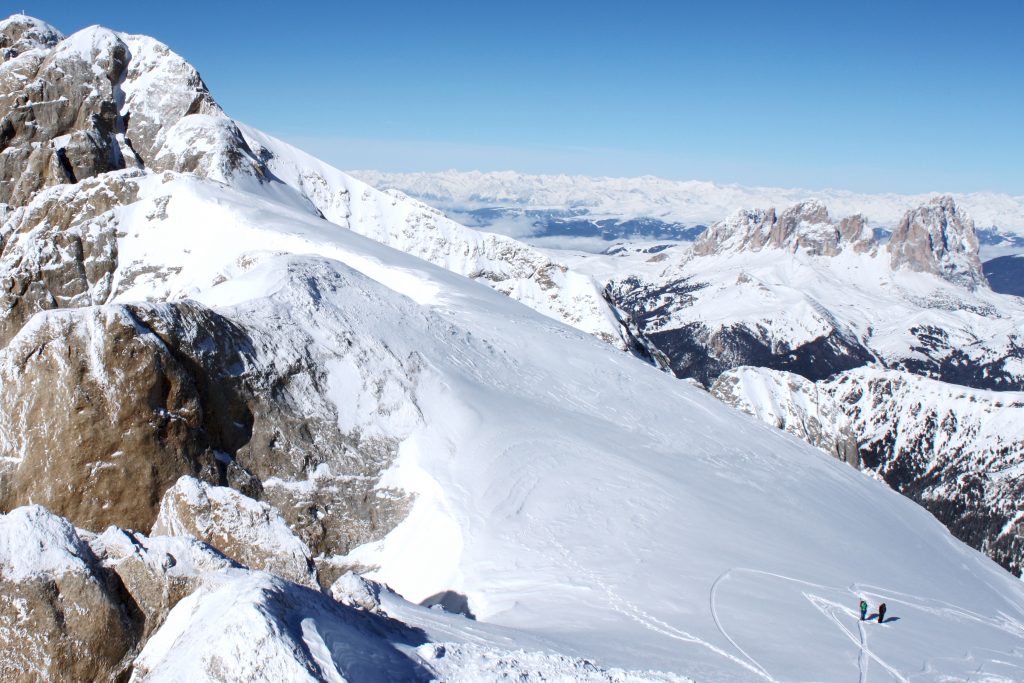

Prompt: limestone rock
xmin=887 ymin=195 xmax=987 ymax=288
xmin=153 ymin=477 xmax=318 ymax=588
xmin=0 ymin=506 xmax=139 ymax=683
xmin=87 ymin=525 xmax=238 ymax=641
xmin=693 ymin=200 xmax=875 ymax=257
xmin=0 ymin=171 xmax=138 ymax=346
xmin=0 ymin=304 xmax=236 ymax=533
xmin=330 ymin=570 xmax=384 ymax=614
xmin=0 ymin=25 xmax=130 ymax=205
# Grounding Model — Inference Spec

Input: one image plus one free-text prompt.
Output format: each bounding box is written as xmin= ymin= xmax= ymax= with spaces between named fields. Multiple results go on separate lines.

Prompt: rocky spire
xmin=887 ymin=195 xmax=987 ymax=289
xmin=693 ymin=199 xmax=875 ymax=256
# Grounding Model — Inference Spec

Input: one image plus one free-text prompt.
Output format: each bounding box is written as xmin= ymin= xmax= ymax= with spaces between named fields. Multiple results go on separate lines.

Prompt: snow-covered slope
xmin=239 ymin=126 xmax=626 ymax=347
xmin=2 ymin=14 xmax=1024 ymax=682
xmin=710 ymin=364 xmax=1024 ymax=577
xmin=354 ymin=169 xmax=1024 ymax=235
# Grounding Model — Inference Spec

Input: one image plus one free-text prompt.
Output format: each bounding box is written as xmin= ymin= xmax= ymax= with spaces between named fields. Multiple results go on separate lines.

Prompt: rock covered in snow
xmin=129 ymin=570 xmax=428 ymax=683
xmin=241 ymin=125 xmax=628 ymax=349
xmin=86 ymin=525 xmax=239 ymax=642
xmin=153 ymin=476 xmax=318 ymax=588
xmin=887 ymin=194 xmax=987 ymax=288
xmin=707 ymin=363 xmax=1024 ymax=575
xmin=0 ymin=506 xmax=138 ymax=683
xmin=710 ymin=366 xmax=860 ymax=466
xmin=330 ymin=570 xmax=383 ymax=613
xmin=0 ymin=14 xmax=62 ymax=59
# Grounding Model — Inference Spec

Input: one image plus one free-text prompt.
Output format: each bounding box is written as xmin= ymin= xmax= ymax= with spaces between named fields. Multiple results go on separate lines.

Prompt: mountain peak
xmin=0 ymin=14 xmax=63 ymax=59
xmin=693 ymin=199 xmax=875 ymax=256
xmin=887 ymin=194 xmax=987 ymax=288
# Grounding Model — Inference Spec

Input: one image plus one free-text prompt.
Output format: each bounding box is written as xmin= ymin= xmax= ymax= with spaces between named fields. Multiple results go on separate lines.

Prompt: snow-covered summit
xmin=0 ymin=14 xmax=63 ymax=59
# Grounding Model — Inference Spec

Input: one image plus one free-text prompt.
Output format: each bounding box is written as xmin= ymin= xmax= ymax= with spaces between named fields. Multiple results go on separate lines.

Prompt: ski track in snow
xmin=541 ymin=526 xmax=774 ymax=681
xmin=710 ymin=568 xmax=1024 ymax=683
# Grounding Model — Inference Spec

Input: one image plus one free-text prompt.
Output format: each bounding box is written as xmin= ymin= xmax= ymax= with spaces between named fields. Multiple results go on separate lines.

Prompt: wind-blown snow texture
xmin=1 ymin=13 xmax=1023 ymax=682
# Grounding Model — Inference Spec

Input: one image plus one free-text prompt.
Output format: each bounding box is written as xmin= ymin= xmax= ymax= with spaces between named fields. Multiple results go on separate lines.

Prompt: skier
xmin=878 ymin=602 xmax=887 ymax=623
xmin=859 ymin=599 xmax=868 ymax=621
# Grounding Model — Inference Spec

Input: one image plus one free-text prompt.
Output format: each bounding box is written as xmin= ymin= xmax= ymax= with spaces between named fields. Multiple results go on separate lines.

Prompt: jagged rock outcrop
xmin=887 ymin=195 xmax=987 ymax=289
xmin=85 ymin=525 xmax=239 ymax=643
xmin=711 ymin=366 xmax=860 ymax=466
xmin=0 ymin=21 xmax=129 ymax=205
xmin=0 ymin=171 xmax=138 ymax=346
xmin=0 ymin=19 xmax=262 ymax=209
xmin=693 ymin=200 xmax=875 ymax=257
xmin=153 ymin=477 xmax=318 ymax=588
xmin=0 ymin=506 xmax=140 ymax=683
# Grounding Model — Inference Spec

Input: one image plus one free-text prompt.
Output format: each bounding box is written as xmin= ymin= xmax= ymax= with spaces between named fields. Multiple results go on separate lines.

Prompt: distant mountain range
xmin=354 ymin=170 xmax=1024 ymax=258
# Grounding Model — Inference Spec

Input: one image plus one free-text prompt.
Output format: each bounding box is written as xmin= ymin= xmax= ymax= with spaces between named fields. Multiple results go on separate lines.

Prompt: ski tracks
xmin=710 ymin=568 xmax=911 ymax=683
xmin=542 ymin=528 xmax=776 ymax=681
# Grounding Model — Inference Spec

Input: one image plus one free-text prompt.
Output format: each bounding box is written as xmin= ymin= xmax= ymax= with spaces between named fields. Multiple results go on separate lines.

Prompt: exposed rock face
xmin=887 ymin=195 xmax=987 ymax=288
xmin=0 ymin=171 xmax=138 ymax=346
xmin=0 ymin=274 xmax=415 ymax=574
xmin=0 ymin=24 xmax=130 ymax=205
xmin=153 ymin=477 xmax=318 ymax=588
xmin=0 ymin=506 xmax=139 ymax=683
xmin=693 ymin=200 xmax=875 ymax=257
xmin=711 ymin=367 xmax=860 ymax=466
xmin=0 ymin=303 xmax=253 ymax=533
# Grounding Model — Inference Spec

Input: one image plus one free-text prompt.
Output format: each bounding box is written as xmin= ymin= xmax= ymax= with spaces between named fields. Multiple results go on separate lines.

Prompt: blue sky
xmin=28 ymin=1 xmax=1024 ymax=193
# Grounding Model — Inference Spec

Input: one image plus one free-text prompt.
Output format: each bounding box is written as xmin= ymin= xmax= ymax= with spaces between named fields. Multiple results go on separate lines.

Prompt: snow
xmin=0 ymin=505 xmax=94 ymax=582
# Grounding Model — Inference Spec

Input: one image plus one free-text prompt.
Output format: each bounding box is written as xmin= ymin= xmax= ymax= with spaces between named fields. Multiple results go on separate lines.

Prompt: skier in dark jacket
xmin=878 ymin=602 xmax=887 ymax=623
xmin=859 ymin=599 xmax=868 ymax=621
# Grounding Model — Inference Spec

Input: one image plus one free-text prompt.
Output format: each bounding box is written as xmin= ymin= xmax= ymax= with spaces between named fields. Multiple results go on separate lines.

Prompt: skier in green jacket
xmin=859 ymin=599 xmax=868 ymax=621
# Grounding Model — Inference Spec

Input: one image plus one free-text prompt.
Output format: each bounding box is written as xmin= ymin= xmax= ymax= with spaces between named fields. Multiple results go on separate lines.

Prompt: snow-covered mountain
xmin=573 ymin=198 xmax=1023 ymax=390
xmin=3 ymin=13 xmax=1024 ymax=682
xmin=713 ymin=365 xmax=1024 ymax=575
xmin=353 ymin=169 xmax=1024 ymax=254
xmin=564 ymin=197 xmax=1024 ymax=574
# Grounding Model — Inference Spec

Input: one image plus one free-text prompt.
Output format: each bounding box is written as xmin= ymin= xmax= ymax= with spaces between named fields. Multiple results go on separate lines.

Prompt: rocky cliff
xmin=888 ymin=195 xmax=988 ymax=289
